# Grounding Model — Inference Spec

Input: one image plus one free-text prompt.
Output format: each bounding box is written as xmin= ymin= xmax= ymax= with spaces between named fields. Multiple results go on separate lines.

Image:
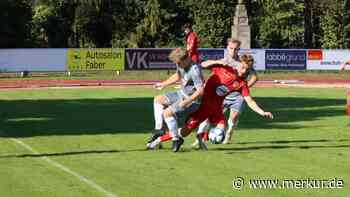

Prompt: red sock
xmin=200 ymin=131 xmax=209 ymax=141
xmin=160 ymin=132 xmax=172 ymax=142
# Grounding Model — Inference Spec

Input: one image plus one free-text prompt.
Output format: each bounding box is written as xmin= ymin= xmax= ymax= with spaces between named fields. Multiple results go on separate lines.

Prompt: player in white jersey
xmin=148 ymin=48 xmax=204 ymax=152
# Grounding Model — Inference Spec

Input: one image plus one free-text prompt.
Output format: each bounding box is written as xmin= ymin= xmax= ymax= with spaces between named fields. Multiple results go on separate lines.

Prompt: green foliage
xmin=320 ymin=0 xmax=350 ymax=49
xmin=128 ymin=0 xmax=161 ymax=47
xmin=111 ymin=0 xmax=144 ymax=48
xmin=251 ymin=0 xmax=305 ymax=48
xmin=0 ymin=0 xmax=33 ymax=48
xmin=1 ymin=0 xmax=350 ymax=48
xmin=129 ymin=0 xmax=178 ymax=48
xmin=184 ymin=0 xmax=233 ymax=48
xmin=74 ymin=0 xmax=114 ymax=47
xmin=32 ymin=0 xmax=72 ymax=47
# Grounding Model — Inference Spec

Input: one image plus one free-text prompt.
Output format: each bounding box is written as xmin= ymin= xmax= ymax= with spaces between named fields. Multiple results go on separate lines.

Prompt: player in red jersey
xmin=148 ymin=55 xmax=273 ymax=151
xmin=184 ymin=23 xmax=199 ymax=63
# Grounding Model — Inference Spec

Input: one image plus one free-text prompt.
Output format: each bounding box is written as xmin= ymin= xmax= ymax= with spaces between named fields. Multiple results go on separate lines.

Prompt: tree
xmin=32 ymin=0 xmax=74 ymax=47
xmin=251 ymin=0 xmax=305 ymax=48
xmin=0 ymin=0 xmax=33 ymax=48
xmin=110 ymin=0 xmax=144 ymax=47
xmin=320 ymin=0 xmax=350 ymax=49
xmin=129 ymin=0 xmax=177 ymax=48
xmin=74 ymin=0 xmax=114 ymax=47
xmin=184 ymin=0 xmax=233 ymax=48
xmin=3 ymin=0 xmax=350 ymax=49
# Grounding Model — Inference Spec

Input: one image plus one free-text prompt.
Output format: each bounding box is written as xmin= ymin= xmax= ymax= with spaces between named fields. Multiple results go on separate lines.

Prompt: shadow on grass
xmin=214 ymin=139 xmax=350 ymax=153
xmin=218 ymin=144 xmax=350 ymax=154
xmin=0 ymin=96 xmax=346 ymax=138
xmin=236 ymin=138 xmax=350 ymax=145
xmin=1 ymin=142 xmax=349 ymax=159
xmin=0 ymin=148 xmax=148 ymax=159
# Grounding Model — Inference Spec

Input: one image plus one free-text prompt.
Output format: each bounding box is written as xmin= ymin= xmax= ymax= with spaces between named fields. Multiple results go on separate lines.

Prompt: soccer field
xmin=0 ymin=86 xmax=349 ymax=197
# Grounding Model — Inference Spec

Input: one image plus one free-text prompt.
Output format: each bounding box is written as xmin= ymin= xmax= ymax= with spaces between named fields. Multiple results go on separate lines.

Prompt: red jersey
xmin=185 ymin=65 xmax=249 ymax=129
xmin=186 ymin=32 xmax=199 ymax=62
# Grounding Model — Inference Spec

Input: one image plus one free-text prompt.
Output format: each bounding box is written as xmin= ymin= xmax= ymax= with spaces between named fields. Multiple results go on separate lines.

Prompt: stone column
xmin=232 ymin=0 xmax=251 ymax=49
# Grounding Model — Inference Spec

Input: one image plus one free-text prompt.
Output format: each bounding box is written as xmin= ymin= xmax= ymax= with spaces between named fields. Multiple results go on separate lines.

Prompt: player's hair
xmin=169 ymin=48 xmax=188 ymax=63
xmin=183 ymin=23 xmax=193 ymax=30
xmin=239 ymin=54 xmax=254 ymax=68
xmin=227 ymin=38 xmax=241 ymax=47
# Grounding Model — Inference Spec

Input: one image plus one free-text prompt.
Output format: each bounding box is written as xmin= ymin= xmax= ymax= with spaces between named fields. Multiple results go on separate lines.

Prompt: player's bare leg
xmin=179 ymin=127 xmax=191 ymax=138
xmin=195 ymin=133 xmax=208 ymax=151
xmin=191 ymin=120 xmax=209 ymax=150
xmin=223 ymin=111 xmax=239 ymax=144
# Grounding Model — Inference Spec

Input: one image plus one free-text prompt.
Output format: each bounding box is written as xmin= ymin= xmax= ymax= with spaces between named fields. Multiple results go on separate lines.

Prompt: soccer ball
xmin=208 ymin=127 xmax=225 ymax=144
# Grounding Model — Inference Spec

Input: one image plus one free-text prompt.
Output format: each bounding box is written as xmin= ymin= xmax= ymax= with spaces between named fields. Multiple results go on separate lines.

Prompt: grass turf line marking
xmin=9 ymin=137 xmax=117 ymax=197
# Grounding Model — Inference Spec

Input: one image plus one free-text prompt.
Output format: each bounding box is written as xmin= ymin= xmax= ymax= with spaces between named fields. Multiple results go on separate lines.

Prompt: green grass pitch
xmin=0 ymin=86 xmax=349 ymax=197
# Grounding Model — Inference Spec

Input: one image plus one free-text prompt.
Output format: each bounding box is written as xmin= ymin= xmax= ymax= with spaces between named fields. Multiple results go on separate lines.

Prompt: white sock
xmin=164 ymin=117 xmax=178 ymax=140
xmin=197 ymin=120 xmax=210 ymax=134
xmin=155 ymin=137 xmax=161 ymax=144
xmin=154 ymin=102 xmax=164 ymax=130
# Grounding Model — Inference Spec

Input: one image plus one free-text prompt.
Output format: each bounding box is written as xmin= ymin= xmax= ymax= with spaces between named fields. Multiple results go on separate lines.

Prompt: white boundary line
xmin=8 ymin=137 xmax=117 ymax=197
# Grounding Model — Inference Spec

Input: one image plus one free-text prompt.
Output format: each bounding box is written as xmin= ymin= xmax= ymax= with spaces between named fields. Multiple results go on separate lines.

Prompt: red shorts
xmin=184 ymin=106 xmax=225 ymax=130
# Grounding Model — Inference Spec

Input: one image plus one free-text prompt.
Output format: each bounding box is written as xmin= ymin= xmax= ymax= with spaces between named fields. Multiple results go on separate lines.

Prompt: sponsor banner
xmin=125 ymin=49 xmax=174 ymax=70
xmin=199 ymin=49 xmax=224 ymax=61
xmin=238 ymin=49 xmax=265 ymax=70
xmin=307 ymin=50 xmax=350 ymax=70
xmin=0 ymin=49 xmax=66 ymax=72
xmin=66 ymin=48 xmax=124 ymax=71
xmin=265 ymin=50 xmax=306 ymax=70
xmin=125 ymin=48 xmax=225 ymax=70
xmin=124 ymin=48 xmax=266 ymax=70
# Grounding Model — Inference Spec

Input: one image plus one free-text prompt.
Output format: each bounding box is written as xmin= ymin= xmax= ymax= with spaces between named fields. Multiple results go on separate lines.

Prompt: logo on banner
xmin=66 ymin=49 xmax=125 ymax=71
xmin=308 ymin=50 xmax=323 ymax=60
xmin=126 ymin=51 xmax=149 ymax=69
xmin=125 ymin=49 xmax=176 ymax=70
xmin=265 ymin=50 xmax=306 ymax=70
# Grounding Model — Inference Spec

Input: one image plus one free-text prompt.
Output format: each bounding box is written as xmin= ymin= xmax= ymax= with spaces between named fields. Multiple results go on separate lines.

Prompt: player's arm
xmin=179 ymin=66 xmax=204 ymax=108
xmin=179 ymin=87 xmax=204 ymax=108
xmin=247 ymin=71 xmax=259 ymax=88
xmin=243 ymin=96 xmax=273 ymax=119
xmin=201 ymin=59 xmax=230 ymax=68
xmin=155 ymin=72 xmax=180 ymax=89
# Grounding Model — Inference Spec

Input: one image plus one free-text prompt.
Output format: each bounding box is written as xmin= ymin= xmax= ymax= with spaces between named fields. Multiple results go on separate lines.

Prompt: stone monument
xmin=232 ymin=0 xmax=251 ymax=49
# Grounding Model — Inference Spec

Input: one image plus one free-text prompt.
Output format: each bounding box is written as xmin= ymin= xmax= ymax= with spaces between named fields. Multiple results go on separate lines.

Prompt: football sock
xmin=164 ymin=116 xmax=179 ymax=141
xmin=154 ymin=102 xmax=164 ymax=130
xmin=197 ymin=120 xmax=209 ymax=134
xmin=160 ymin=132 xmax=172 ymax=142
